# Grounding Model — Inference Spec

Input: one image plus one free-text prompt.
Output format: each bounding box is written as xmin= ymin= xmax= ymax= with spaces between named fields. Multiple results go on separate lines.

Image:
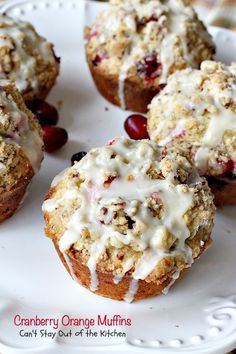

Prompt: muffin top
xmin=0 ymin=80 xmax=43 ymax=192
xmin=85 ymin=0 xmax=215 ymax=108
xmin=0 ymin=14 xmax=59 ymax=100
xmin=43 ymin=137 xmax=215 ymax=289
xmin=148 ymin=60 xmax=236 ymax=177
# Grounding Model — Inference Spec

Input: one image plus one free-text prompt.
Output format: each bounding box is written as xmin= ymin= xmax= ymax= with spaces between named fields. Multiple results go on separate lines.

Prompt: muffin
xmin=0 ymin=14 xmax=60 ymax=105
xmin=148 ymin=60 xmax=236 ymax=206
xmin=43 ymin=137 xmax=215 ymax=302
xmin=0 ymin=80 xmax=43 ymax=222
xmin=84 ymin=0 xmax=215 ymax=113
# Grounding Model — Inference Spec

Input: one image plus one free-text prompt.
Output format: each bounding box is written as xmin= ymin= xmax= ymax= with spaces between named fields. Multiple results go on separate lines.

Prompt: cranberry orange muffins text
xmin=0 ymin=14 xmax=59 ymax=104
xmin=43 ymin=138 xmax=215 ymax=302
xmin=0 ymin=81 xmax=43 ymax=222
xmin=84 ymin=0 xmax=215 ymax=112
xmin=148 ymin=60 xmax=236 ymax=206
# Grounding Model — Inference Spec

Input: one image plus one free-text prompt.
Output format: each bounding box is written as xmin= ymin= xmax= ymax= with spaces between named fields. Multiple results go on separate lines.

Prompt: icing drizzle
xmin=0 ymin=82 xmax=43 ymax=172
xmin=150 ymin=61 xmax=236 ymax=175
xmin=0 ymin=14 xmax=57 ymax=94
xmin=43 ymin=138 xmax=198 ymax=301
xmin=89 ymin=0 xmax=214 ymax=110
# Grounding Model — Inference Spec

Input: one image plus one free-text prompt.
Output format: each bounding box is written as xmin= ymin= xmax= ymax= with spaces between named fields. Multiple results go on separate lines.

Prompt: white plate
xmin=0 ymin=1 xmax=236 ymax=353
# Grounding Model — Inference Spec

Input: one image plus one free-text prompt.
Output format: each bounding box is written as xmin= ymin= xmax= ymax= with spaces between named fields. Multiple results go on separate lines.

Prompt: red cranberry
xmin=159 ymin=83 xmax=167 ymax=91
xmin=92 ymin=49 xmax=108 ymax=66
xmin=124 ymin=114 xmax=149 ymax=140
xmin=117 ymin=253 xmax=124 ymax=260
xmin=92 ymin=54 xmax=102 ymax=66
xmin=29 ymin=100 xmax=59 ymax=127
xmin=137 ymin=54 xmax=162 ymax=81
xmin=107 ymin=138 xmax=116 ymax=146
xmin=104 ymin=175 xmax=117 ymax=186
xmin=151 ymin=192 xmax=162 ymax=204
xmin=140 ymin=15 xmax=159 ymax=25
xmin=148 ymin=15 xmax=159 ymax=22
xmin=216 ymin=158 xmax=235 ymax=175
xmin=43 ymin=126 xmax=68 ymax=153
xmin=102 ymin=207 xmax=108 ymax=215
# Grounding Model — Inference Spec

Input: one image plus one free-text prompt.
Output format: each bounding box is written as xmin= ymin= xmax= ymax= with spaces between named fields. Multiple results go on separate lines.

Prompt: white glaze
xmin=194 ymin=147 xmax=210 ymax=175
xmin=118 ymin=57 xmax=133 ymax=110
xmin=60 ymin=230 xmax=80 ymax=253
xmin=94 ymin=0 xmax=213 ymax=109
xmin=113 ymin=258 xmax=134 ymax=284
xmin=0 ymin=161 xmax=6 ymax=172
xmin=150 ymin=61 xmax=236 ymax=175
xmin=63 ymin=253 xmax=78 ymax=282
xmin=43 ymin=138 xmax=197 ymax=297
xmin=202 ymin=105 xmax=236 ymax=147
xmin=124 ymin=278 xmax=139 ymax=303
xmin=162 ymin=270 xmax=180 ymax=295
xmin=51 ymin=168 xmax=70 ymax=187
xmin=0 ymin=85 xmax=43 ymax=172
xmin=0 ymin=14 xmax=57 ymax=93
xmin=43 ymin=190 xmax=79 ymax=214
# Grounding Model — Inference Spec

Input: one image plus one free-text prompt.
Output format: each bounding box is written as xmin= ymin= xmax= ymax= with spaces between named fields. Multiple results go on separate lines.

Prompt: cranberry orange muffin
xmin=0 ymin=81 xmax=43 ymax=222
xmin=148 ymin=60 xmax=236 ymax=206
xmin=84 ymin=0 xmax=215 ymax=113
xmin=43 ymin=137 xmax=215 ymax=302
xmin=0 ymin=14 xmax=59 ymax=105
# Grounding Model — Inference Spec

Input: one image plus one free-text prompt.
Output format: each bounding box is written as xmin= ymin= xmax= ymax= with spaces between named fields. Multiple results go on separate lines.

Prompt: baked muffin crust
xmin=148 ymin=61 xmax=236 ymax=173
xmin=43 ymin=138 xmax=215 ymax=301
xmin=0 ymin=80 xmax=43 ymax=221
xmin=85 ymin=0 xmax=215 ymax=112
xmin=0 ymin=14 xmax=59 ymax=103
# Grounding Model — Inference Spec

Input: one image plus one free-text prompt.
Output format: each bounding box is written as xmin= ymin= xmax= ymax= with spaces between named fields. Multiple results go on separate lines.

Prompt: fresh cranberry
xmin=117 ymin=253 xmax=124 ymax=260
xmin=161 ymin=147 xmax=167 ymax=159
xmin=92 ymin=49 xmax=108 ymax=66
xmin=159 ymin=83 xmax=167 ymax=91
xmin=71 ymin=151 xmax=87 ymax=165
xmin=104 ymin=175 xmax=117 ymax=186
xmin=151 ymin=192 xmax=162 ymax=204
xmin=107 ymin=138 xmax=116 ymax=146
xmin=149 ymin=15 xmax=159 ymax=22
xmin=92 ymin=54 xmax=102 ymax=66
xmin=124 ymin=114 xmax=149 ymax=140
xmin=137 ymin=54 xmax=162 ymax=81
xmin=43 ymin=126 xmax=68 ymax=153
xmin=102 ymin=207 xmax=108 ymax=215
xmin=217 ymin=158 xmax=235 ymax=175
xmin=29 ymin=100 xmax=59 ymax=127
xmin=114 ymin=202 xmax=126 ymax=207
xmin=140 ymin=15 xmax=159 ymax=24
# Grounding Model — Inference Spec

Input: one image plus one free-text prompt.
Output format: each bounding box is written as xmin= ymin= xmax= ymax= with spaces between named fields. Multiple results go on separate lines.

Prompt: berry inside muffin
xmin=0 ymin=80 xmax=43 ymax=222
xmin=0 ymin=14 xmax=60 ymax=104
xmin=43 ymin=137 xmax=215 ymax=301
xmin=85 ymin=0 xmax=215 ymax=112
xmin=148 ymin=60 xmax=236 ymax=205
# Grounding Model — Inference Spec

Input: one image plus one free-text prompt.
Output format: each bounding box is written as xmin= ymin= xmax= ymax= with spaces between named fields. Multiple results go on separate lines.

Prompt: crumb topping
xmin=43 ymin=138 xmax=215 ymax=288
xmin=0 ymin=80 xmax=43 ymax=174
xmin=0 ymin=14 xmax=59 ymax=97
xmin=148 ymin=60 xmax=236 ymax=177
xmin=85 ymin=0 xmax=215 ymax=109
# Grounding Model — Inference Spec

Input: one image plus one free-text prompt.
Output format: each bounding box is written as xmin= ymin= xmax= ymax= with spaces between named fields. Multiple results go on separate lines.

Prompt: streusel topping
xmin=43 ymin=138 xmax=215 ymax=291
xmin=148 ymin=60 xmax=236 ymax=176
xmin=85 ymin=0 xmax=215 ymax=109
xmin=0 ymin=81 xmax=43 ymax=173
xmin=0 ymin=14 xmax=58 ymax=95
